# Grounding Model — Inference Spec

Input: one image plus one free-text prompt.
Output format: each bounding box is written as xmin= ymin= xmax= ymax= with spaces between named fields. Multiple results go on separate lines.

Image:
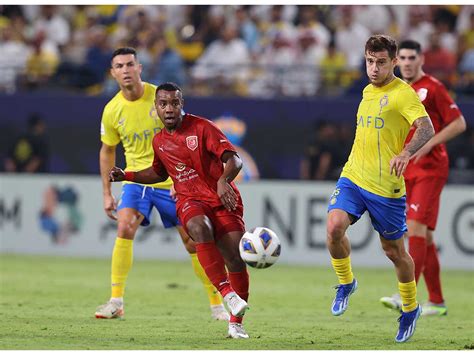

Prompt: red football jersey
xmin=151 ymin=113 xmax=241 ymax=207
xmin=404 ymin=74 xmax=462 ymax=179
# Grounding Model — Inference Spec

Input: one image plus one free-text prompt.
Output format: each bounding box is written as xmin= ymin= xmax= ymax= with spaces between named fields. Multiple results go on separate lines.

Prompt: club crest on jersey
xmin=186 ymin=136 xmax=198 ymax=151
xmin=417 ymin=88 xmax=428 ymax=102
xmin=379 ymin=95 xmax=389 ymax=110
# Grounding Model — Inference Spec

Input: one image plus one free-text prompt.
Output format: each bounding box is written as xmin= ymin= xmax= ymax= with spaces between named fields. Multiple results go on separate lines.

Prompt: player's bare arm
xmin=109 ymin=166 xmax=169 ymax=184
xmin=217 ymin=151 xmax=243 ymax=211
xmin=100 ymin=143 xmax=118 ymax=220
xmin=412 ymin=115 xmax=466 ymax=163
xmin=390 ymin=116 xmax=434 ymax=178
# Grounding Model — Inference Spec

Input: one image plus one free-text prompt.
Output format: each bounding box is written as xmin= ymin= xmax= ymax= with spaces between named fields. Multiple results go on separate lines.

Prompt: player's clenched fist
xmin=109 ymin=166 xmax=125 ymax=182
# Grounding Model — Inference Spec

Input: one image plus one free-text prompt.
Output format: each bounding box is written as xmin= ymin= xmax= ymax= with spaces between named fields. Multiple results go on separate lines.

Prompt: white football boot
xmin=223 ymin=292 xmax=248 ymax=317
xmin=228 ymin=322 xmax=249 ymax=339
xmin=95 ymin=299 xmax=124 ymax=319
xmin=210 ymin=304 xmax=230 ymax=321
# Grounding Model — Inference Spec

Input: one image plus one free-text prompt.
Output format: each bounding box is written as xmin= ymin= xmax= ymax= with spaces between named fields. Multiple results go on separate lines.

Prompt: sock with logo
xmin=111 ymin=237 xmax=133 ymax=298
xmin=195 ymin=242 xmax=233 ymax=297
xmin=408 ymin=236 xmax=427 ymax=283
xmin=228 ymin=269 xmax=249 ymax=323
xmin=190 ymin=253 xmax=222 ymax=306
xmin=423 ymin=242 xmax=444 ymax=304
xmin=331 ymin=256 xmax=354 ymax=285
xmin=399 ymin=280 xmax=418 ymax=313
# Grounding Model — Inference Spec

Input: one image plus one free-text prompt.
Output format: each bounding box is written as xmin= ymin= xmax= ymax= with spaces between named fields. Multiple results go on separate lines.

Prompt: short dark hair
xmin=365 ymin=35 xmax=398 ymax=59
xmin=111 ymin=47 xmax=137 ymax=65
xmin=155 ymin=82 xmax=182 ymax=96
xmin=398 ymin=39 xmax=422 ymax=54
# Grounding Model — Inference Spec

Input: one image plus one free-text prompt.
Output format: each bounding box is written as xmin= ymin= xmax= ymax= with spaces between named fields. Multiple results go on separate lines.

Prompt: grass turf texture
xmin=1 ymin=254 xmax=472 ymax=350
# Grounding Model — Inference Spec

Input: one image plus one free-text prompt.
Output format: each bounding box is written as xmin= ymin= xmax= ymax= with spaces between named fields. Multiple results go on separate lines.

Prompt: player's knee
xmin=186 ymin=221 xmax=212 ymax=243
xmin=326 ymin=216 xmax=347 ymax=241
xmin=226 ymin=254 xmax=246 ymax=272
xmin=382 ymin=244 xmax=403 ymax=263
xmin=117 ymin=220 xmax=137 ymax=239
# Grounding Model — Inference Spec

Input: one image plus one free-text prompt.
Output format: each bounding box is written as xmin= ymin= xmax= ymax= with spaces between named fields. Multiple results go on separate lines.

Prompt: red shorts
xmin=177 ymin=199 xmax=245 ymax=239
xmin=405 ymin=176 xmax=447 ymax=230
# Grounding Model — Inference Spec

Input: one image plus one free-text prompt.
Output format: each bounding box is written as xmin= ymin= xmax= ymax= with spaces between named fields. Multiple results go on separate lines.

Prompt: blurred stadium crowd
xmin=1 ymin=4 xmax=473 ymax=98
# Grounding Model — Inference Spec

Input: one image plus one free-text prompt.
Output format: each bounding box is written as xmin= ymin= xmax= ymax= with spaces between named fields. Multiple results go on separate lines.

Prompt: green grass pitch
xmin=0 ymin=254 xmax=473 ymax=350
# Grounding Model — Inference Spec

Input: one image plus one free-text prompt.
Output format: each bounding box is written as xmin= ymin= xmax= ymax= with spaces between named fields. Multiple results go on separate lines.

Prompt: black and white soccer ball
xmin=239 ymin=227 xmax=281 ymax=269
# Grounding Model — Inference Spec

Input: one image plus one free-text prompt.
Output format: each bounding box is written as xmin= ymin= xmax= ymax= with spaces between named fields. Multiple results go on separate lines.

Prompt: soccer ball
xmin=239 ymin=227 xmax=281 ymax=269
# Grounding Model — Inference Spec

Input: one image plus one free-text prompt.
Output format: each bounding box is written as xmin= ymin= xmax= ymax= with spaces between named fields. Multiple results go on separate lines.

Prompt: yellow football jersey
xmin=341 ymin=77 xmax=428 ymax=198
xmin=100 ymin=82 xmax=172 ymax=189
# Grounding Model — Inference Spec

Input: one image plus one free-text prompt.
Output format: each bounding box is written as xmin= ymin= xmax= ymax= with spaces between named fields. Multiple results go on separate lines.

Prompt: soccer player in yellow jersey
xmin=95 ymin=47 xmax=229 ymax=321
xmin=326 ymin=35 xmax=434 ymax=343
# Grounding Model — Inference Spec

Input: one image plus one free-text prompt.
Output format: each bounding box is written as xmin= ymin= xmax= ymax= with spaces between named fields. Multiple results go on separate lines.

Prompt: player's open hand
xmin=389 ymin=151 xmax=410 ymax=178
xmin=217 ymin=178 xmax=237 ymax=211
xmin=103 ymin=194 xmax=117 ymax=220
xmin=109 ymin=166 xmax=125 ymax=182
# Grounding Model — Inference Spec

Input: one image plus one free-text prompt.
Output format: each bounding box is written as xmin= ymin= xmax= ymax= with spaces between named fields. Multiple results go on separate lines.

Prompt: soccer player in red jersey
xmin=109 ymin=82 xmax=250 ymax=339
xmin=380 ymin=40 xmax=467 ymax=316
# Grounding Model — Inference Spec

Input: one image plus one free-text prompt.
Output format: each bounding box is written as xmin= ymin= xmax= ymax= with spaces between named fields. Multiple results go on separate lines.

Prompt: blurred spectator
xmin=288 ymin=29 xmax=327 ymax=96
xmin=334 ymin=5 xmax=370 ymax=70
xmin=4 ymin=113 xmax=49 ymax=173
xmin=20 ymin=30 xmax=59 ymax=90
xmin=458 ymin=12 xmax=474 ymax=87
xmin=31 ymin=5 xmax=70 ymax=51
xmin=353 ymin=5 xmax=392 ymax=34
xmin=458 ymin=10 xmax=474 ymax=61
xmin=191 ymin=23 xmax=250 ymax=95
xmin=136 ymin=32 xmax=186 ymax=86
xmin=319 ymin=39 xmax=351 ymax=95
xmin=53 ymin=25 xmax=112 ymax=90
xmin=401 ymin=6 xmax=434 ymax=50
xmin=0 ymin=19 xmax=30 ymax=93
xmin=433 ymin=7 xmax=458 ymax=54
xmin=300 ymin=121 xmax=344 ymax=180
xmin=252 ymin=28 xmax=297 ymax=97
xmin=235 ymin=6 xmax=261 ymax=56
xmin=423 ymin=31 xmax=457 ymax=88
xmin=295 ymin=6 xmax=330 ymax=49
xmin=259 ymin=5 xmax=297 ymax=50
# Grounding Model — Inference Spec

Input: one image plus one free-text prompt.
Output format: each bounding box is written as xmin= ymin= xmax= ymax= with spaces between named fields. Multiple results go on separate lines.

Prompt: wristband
xmin=124 ymin=171 xmax=135 ymax=181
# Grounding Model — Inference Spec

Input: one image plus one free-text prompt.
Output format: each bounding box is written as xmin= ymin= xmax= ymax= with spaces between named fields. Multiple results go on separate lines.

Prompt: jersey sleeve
xmin=433 ymin=83 xmax=462 ymax=126
xmin=397 ymin=87 xmax=429 ymax=126
xmin=100 ymin=105 xmax=120 ymax=146
xmin=203 ymin=120 xmax=238 ymax=159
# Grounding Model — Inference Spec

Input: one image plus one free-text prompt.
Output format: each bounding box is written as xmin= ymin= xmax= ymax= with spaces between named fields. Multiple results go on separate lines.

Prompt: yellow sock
xmin=111 ymin=237 xmax=133 ymax=299
xmin=331 ymin=256 xmax=354 ymax=285
xmin=399 ymin=280 xmax=418 ymax=312
xmin=190 ymin=253 xmax=221 ymax=306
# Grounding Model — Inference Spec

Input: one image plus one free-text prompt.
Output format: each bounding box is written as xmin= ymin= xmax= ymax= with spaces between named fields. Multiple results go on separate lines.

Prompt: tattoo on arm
xmin=404 ymin=116 xmax=435 ymax=156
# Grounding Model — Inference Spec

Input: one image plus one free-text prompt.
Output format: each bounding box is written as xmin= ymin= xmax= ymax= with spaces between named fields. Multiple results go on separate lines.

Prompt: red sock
xmin=195 ymin=242 xmax=233 ymax=297
xmin=423 ymin=242 xmax=444 ymax=304
xmin=228 ymin=269 xmax=250 ymax=324
xmin=408 ymin=236 xmax=427 ymax=283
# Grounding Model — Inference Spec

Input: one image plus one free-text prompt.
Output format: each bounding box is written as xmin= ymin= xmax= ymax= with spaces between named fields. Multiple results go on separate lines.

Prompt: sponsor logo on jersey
xmin=186 ymin=136 xmax=198 ymax=151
